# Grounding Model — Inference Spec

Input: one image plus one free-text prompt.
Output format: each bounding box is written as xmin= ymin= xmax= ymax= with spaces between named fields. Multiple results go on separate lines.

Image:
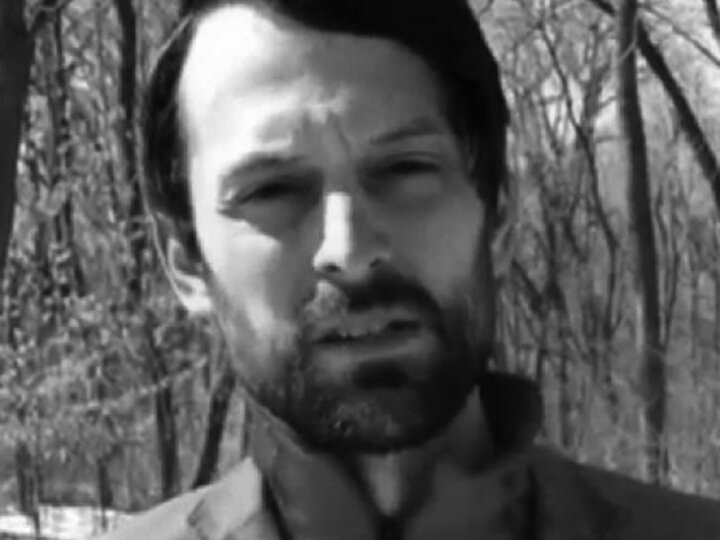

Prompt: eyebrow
xmin=216 ymin=117 xmax=448 ymax=187
xmin=370 ymin=117 xmax=449 ymax=146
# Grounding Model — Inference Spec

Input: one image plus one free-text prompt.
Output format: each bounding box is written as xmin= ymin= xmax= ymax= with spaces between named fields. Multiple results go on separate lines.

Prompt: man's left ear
xmin=152 ymin=214 xmax=214 ymax=316
xmin=489 ymin=174 xmax=517 ymax=281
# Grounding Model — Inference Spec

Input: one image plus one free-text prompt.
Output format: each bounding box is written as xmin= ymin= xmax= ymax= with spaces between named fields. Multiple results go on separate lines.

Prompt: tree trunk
xmin=143 ymin=310 xmax=181 ymax=500
xmin=15 ymin=440 xmax=39 ymax=533
xmin=43 ymin=8 xmax=86 ymax=299
xmin=112 ymin=0 xmax=146 ymax=303
xmin=192 ymin=368 xmax=236 ymax=488
xmin=0 ymin=0 xmax=32 ymax=278
xmin=588 ymin=0 xmax=720 ymax=214
xmin=558 ymin=346 xmax=572 ymax=451
xmin=114 ymin=0 xmax=181 ymax=502
xmin=146 ymin=341 xmax=181 ymax=500
xmin=616 ymin=0 xmax=667 ymax=485
xmin=95 ymin=455 xmax=113 ymax=530
xmin=690 ymin=260 xmax=704 ymax=490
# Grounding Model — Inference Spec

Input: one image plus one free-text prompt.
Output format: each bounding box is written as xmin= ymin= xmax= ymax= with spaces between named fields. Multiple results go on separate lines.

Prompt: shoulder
xmin=93 ymin=458 xmax=266 ymax=540
xmin=533 ymin=449 xmax=720 ymax=540
xmin=577 ymin=461 xmax=720 ymax=537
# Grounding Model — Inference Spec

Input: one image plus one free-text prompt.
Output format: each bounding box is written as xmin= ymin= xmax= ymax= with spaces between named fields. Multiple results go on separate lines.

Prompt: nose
xmin=313 ymin=191 xmax=390 ymax=282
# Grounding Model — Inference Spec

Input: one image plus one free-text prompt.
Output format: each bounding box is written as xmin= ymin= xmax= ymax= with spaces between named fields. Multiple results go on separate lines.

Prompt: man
xmin=100 ymin=0 xmax=720 ymax=538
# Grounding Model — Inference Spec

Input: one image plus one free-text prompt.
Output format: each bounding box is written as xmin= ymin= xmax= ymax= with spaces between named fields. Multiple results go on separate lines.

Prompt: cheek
xmin=195 ymin=213 xmax=309 ymax=334
xmin=389 ymin=194 xmax=485 ymax=299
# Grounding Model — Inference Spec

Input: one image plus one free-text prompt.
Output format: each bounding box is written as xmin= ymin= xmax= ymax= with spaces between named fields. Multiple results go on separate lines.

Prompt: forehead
xmin=178 ymin=4 xmax=449 ymax=149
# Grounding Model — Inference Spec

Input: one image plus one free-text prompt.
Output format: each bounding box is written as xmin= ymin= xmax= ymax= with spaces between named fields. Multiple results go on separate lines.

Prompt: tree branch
xmin=703 ymin=0 xmax=720 ymax=52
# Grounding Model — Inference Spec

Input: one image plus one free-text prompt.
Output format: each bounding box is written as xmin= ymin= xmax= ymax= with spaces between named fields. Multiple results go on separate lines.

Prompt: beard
xmin=212 ymin=264 xmax=493 ymax=455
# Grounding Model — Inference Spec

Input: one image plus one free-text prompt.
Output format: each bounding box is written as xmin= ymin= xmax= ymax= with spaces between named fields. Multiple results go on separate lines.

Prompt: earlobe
xmin=164 ymin=235 xmax=213 ymax=316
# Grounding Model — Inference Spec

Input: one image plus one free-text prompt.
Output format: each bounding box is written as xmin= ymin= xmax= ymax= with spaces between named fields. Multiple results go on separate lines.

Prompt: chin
xmin=286 ymin=374 xmax=474 ymax=454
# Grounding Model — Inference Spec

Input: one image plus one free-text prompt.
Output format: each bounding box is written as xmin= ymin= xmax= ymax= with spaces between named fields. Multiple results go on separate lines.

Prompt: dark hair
xmin=142 ymin=0 xmax=509 ymax=240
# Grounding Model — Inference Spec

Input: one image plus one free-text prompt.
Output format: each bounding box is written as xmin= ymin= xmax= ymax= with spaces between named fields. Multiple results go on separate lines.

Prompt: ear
xmin=153 ymin=216 xmax=213 ymax=316
xmin=490 ymin=172 xmax=518 ymax=281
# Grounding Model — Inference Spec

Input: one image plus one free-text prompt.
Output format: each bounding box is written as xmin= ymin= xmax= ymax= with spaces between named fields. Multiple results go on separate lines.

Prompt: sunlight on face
xmin=177 ymin=4 xmax=494 ymax=452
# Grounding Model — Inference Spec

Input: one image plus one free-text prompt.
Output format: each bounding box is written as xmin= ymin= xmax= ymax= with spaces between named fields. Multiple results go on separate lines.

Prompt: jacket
xmin=95 ymin=374 xmax=720 ymax=540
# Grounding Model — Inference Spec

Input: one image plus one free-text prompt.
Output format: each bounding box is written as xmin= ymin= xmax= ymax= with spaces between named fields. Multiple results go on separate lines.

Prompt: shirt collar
xmin=245 ymin=395 xmax=539 ymax=540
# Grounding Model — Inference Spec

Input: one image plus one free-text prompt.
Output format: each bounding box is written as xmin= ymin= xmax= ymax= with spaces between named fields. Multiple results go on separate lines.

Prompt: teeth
xmin=312 ymin=308 xmax=418 ymax=342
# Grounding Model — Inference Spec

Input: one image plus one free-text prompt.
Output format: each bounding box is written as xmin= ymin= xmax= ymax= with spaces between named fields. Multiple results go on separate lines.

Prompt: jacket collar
xmin=187 ymin=373 xmax=625 ymax=540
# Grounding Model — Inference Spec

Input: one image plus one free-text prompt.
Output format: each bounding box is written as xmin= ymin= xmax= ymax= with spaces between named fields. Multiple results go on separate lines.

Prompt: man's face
xmin=175 ymin=4 xmax=496 ymax=453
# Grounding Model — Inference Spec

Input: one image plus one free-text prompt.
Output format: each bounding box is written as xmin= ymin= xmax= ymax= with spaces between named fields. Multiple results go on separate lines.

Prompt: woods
xmin=2 ymin=0 xmax=720 ymax=527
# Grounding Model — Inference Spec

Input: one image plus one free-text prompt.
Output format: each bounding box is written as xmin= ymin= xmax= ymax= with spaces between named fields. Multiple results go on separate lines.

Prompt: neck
xmin=347 ymin=389 xmax=494 ymax=519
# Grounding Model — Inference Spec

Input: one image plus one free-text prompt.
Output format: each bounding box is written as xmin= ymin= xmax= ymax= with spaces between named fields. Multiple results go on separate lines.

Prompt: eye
xmin=367 ymin=155 xmax=445 ymax=204
xmin=245 ymin=181 xmax=304 ymax=202
xmin=218 ymin=173 xmax=320 ymax=220
xmin=216 ymin=169 xmax=321 ymax=231
xmin=383 ymin=159 xmax=440 ymax=177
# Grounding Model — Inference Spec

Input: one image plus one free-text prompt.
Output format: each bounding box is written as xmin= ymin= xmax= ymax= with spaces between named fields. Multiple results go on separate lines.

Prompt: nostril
xmin=318 ymin=260 xmax=342 ymax=275
xmin=369 ymin=257 xmax=385 ymax=270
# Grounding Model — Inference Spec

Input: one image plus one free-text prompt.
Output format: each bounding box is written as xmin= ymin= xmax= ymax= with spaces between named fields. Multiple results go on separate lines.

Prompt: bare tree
xmin=703 ymin=0 xmax=720 ymax=51
xmin=0 ymin=0 xmax=32 ymax=278
xmin=616 ymin=0 xmax=667 ymax=485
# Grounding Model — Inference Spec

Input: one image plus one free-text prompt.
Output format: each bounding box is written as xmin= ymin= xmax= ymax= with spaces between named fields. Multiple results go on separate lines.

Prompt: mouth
xmin=317 ymin=320 xmax=421 ymax=344
xmin=310 ymin=309 xmax=425 ymax=347
xmin=308 ymin=310 xmax=437 ymax=375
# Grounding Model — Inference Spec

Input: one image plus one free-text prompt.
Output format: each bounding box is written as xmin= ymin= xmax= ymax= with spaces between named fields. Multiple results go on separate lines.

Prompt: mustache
xmin=301 ymin=270 xmax=442 ymax=325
